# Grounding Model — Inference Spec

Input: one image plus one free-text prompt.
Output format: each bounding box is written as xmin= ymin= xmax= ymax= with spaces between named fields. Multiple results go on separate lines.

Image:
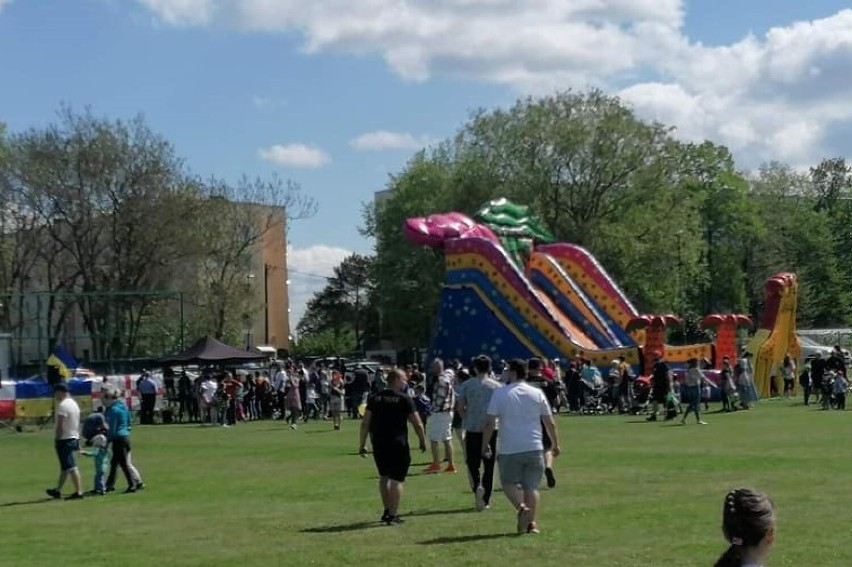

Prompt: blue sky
xmin=2 ymin=0 xmax=852 ymax=328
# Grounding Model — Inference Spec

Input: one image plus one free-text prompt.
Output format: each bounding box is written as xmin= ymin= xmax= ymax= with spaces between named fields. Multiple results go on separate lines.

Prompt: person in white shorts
xmin=423 ymin=358 xmax=456 ymax=474
xmin=482 ymin=358 xmax=560 ymax=535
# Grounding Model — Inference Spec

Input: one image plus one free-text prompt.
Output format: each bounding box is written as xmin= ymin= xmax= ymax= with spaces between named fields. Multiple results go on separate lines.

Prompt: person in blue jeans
xmin=681 ymin=358 xmax=708 ymax=425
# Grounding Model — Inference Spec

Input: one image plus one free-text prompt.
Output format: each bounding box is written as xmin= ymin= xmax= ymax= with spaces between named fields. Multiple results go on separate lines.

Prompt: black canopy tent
xmin=158 ymin=336 xmax=265 ymax=365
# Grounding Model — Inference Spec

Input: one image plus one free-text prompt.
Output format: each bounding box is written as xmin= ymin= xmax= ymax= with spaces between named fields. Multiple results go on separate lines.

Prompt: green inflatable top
xmin=474 ymin=198 xmax=555 ymax=268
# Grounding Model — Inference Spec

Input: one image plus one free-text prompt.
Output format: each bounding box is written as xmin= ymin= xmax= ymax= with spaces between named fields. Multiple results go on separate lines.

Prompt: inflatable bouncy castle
xmin=404 ymin=199 xmax=798 ymax=381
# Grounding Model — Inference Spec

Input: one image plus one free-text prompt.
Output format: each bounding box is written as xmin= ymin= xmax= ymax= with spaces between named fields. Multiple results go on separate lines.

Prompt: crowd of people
xmin=161 ymin=361 xmax=371 ymax=429
xmin=41 ymin=349 xmax=786 ymax=564
xmin=358 ymin=353 xmax=781 ymax=565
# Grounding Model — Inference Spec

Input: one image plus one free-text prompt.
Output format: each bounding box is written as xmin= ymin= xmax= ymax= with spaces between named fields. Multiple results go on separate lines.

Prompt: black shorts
xmin=541 ymin=426 xmax=552 ymax=451
xmin=452 ymin=411 xmax=462 ymax=430
xmin=652 ymin=388 xmax=668 ymax=404
xmin=372 ymin=444 xmax=411 ymax=483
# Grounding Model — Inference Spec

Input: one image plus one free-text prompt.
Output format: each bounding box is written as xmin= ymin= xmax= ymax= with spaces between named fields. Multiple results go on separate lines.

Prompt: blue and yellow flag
xmin=45 ymin=346 xmax=78 ymax=379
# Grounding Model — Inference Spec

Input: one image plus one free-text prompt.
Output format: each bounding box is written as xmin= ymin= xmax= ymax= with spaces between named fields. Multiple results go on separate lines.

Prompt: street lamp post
xmin=675 ymin=230 xmax=684 ymax=314
xmin=264 ymin=264 xmax=270 ymax=345
xmin=245 ymin=273 xmax=256 ymax=350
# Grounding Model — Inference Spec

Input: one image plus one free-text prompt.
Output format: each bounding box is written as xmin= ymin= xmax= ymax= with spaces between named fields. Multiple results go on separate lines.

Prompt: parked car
xmin=797 ymin=334 xmax=851 ymax=363
xmin=344 ymin=361 xmax=382 ymax=382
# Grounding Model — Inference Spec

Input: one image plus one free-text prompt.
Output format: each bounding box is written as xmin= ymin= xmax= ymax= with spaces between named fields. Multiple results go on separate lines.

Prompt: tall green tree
xmin=5 ymin=107 xmax=196 ymax=359
xmin=678 ymin=142 xmax=757 ymax=314
xmin=362 ymin=155 xmax=451 ymax=348
xmin=188 ymin=175 xmax=316 ymax=346
xmin=810 ymin=158 xmax=852 ymax=292
xmin=1 ymin=108 xmax=317 ymax=362
xmin=297 ymin=254 xmax=378 ymax=352
xmin=750 ymin=161 xmax=850 ymax=326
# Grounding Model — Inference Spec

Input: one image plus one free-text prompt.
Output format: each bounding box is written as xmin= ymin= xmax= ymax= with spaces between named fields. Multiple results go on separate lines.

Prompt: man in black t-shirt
xmin=646 ymin=351 xmax=671 ymax=422
xmin=359 ymin=369 xmax=426 ymax=525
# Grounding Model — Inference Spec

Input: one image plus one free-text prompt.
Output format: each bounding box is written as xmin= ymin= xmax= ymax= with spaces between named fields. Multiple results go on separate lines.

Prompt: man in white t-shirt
xmin=199 ymin=375 xmax=218 ymax=425
xmin=46 ymin=383 xmax=84 ymax=500
xmin=481 ymin=358 xmax=560 ymax=535
xmin=272 ymin=365 xmax=288 ymax=419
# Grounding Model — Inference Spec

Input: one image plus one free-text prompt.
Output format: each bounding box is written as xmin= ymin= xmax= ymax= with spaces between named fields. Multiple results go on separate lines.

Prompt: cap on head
xmin=53 ymin=382 xmax=69 ymax=393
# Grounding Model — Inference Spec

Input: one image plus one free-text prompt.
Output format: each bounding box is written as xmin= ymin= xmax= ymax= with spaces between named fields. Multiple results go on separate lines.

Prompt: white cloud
xmin=620 ymin=9 xmax=852 ymax=166
xmin=134 ymin=2 xmax=852 ymax=168
xmin=350 ymin=130 xmax=430 ymax=152
xmin=137 ymin=0 xmax=683 ymax=87
xmin=251 ymin=95 xmax=286 ymax=110
xmin=135 ymin=0 xmax=215 ymax=25
xmin=0 ymin=0 xmax=12 ymax=15
xmin=287 ymin=244 xmax=352 ymax=331
xmin=258 ymin=144 xmax=330 ymax=169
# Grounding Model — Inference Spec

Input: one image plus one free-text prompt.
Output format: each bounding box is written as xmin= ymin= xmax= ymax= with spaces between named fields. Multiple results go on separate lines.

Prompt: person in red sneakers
xmin=423 ymin=358 xmax=456 ymax=473
xmin=359 ymin=369 xmax=426 ymax=524
xmin=482 ymin=359 xmax=560 ymax=535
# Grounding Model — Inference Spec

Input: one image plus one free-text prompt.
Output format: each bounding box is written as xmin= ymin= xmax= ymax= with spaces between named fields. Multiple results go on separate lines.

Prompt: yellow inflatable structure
xmin=748 ymin=273 xmax=801 ymax=398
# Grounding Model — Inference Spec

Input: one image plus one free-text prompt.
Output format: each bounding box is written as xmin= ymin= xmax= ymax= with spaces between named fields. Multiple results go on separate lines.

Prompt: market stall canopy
xmin=158 ymin=336 xmax=265 ymax=365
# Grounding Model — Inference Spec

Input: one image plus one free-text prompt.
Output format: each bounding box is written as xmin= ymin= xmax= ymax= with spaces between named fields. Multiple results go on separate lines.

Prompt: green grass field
xmin=1 ymin=401 xmax=849 ymax=567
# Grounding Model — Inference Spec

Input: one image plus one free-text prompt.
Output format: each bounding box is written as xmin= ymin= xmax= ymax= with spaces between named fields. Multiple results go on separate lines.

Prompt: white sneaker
xmin=474 ymin=485 xmax=486 ymax=511
xmin=698 ymin=421 xmax=708 ymax=425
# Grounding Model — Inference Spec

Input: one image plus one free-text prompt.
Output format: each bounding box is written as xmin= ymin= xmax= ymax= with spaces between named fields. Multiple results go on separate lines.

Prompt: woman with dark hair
xmin=714 ymin=488 xmax=776 ymax=567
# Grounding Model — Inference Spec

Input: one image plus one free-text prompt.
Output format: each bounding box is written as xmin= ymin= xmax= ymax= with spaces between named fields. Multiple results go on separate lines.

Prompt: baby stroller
xmin=581 ymin=375 xmax=607 ymax=415
xmin=630 ymin=376 xmax=651 ymax=415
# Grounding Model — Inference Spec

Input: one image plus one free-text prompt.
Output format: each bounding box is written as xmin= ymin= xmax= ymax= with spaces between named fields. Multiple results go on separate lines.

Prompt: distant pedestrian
xmin=798 ymin=363 xmax=813 ymax=406
xmin=646 ymin=351 xmax=671 ymax=421
xmin=328 ymin=370 xmax=345 ymax=430
xmin=137 ymin=370 xmax=158 ymax=425
xmin=681 ymin=358 xmax=708 ymax=425
xmin=781 ymin=354 xmax=796 ymax=399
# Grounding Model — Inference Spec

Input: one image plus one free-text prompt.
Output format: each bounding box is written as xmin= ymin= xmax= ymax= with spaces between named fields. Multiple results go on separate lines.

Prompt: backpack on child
xmin=81 ymin=410 xmax=108 ymax=445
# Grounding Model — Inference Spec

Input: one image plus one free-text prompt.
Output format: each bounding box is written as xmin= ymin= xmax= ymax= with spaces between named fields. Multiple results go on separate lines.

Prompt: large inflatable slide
xmin=404 ymin=199 xmax=798 ymax=391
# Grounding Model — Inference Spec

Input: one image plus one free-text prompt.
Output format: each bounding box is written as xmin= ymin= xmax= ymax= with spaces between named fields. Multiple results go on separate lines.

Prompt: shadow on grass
xmin=300 ymin=520 xmax=383 ymax=533
xmin=405 ymin=507 xmax=475 ymax=518
xmin=418 ymin=533 xmax=514 ymax=545
xmin=0 ymin=497 xmax=54 ymax=508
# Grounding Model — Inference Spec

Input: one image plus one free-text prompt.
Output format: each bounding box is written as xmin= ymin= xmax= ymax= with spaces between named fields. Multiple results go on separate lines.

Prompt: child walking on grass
xmin=81 ymin=434 xmax=109 ymax=496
